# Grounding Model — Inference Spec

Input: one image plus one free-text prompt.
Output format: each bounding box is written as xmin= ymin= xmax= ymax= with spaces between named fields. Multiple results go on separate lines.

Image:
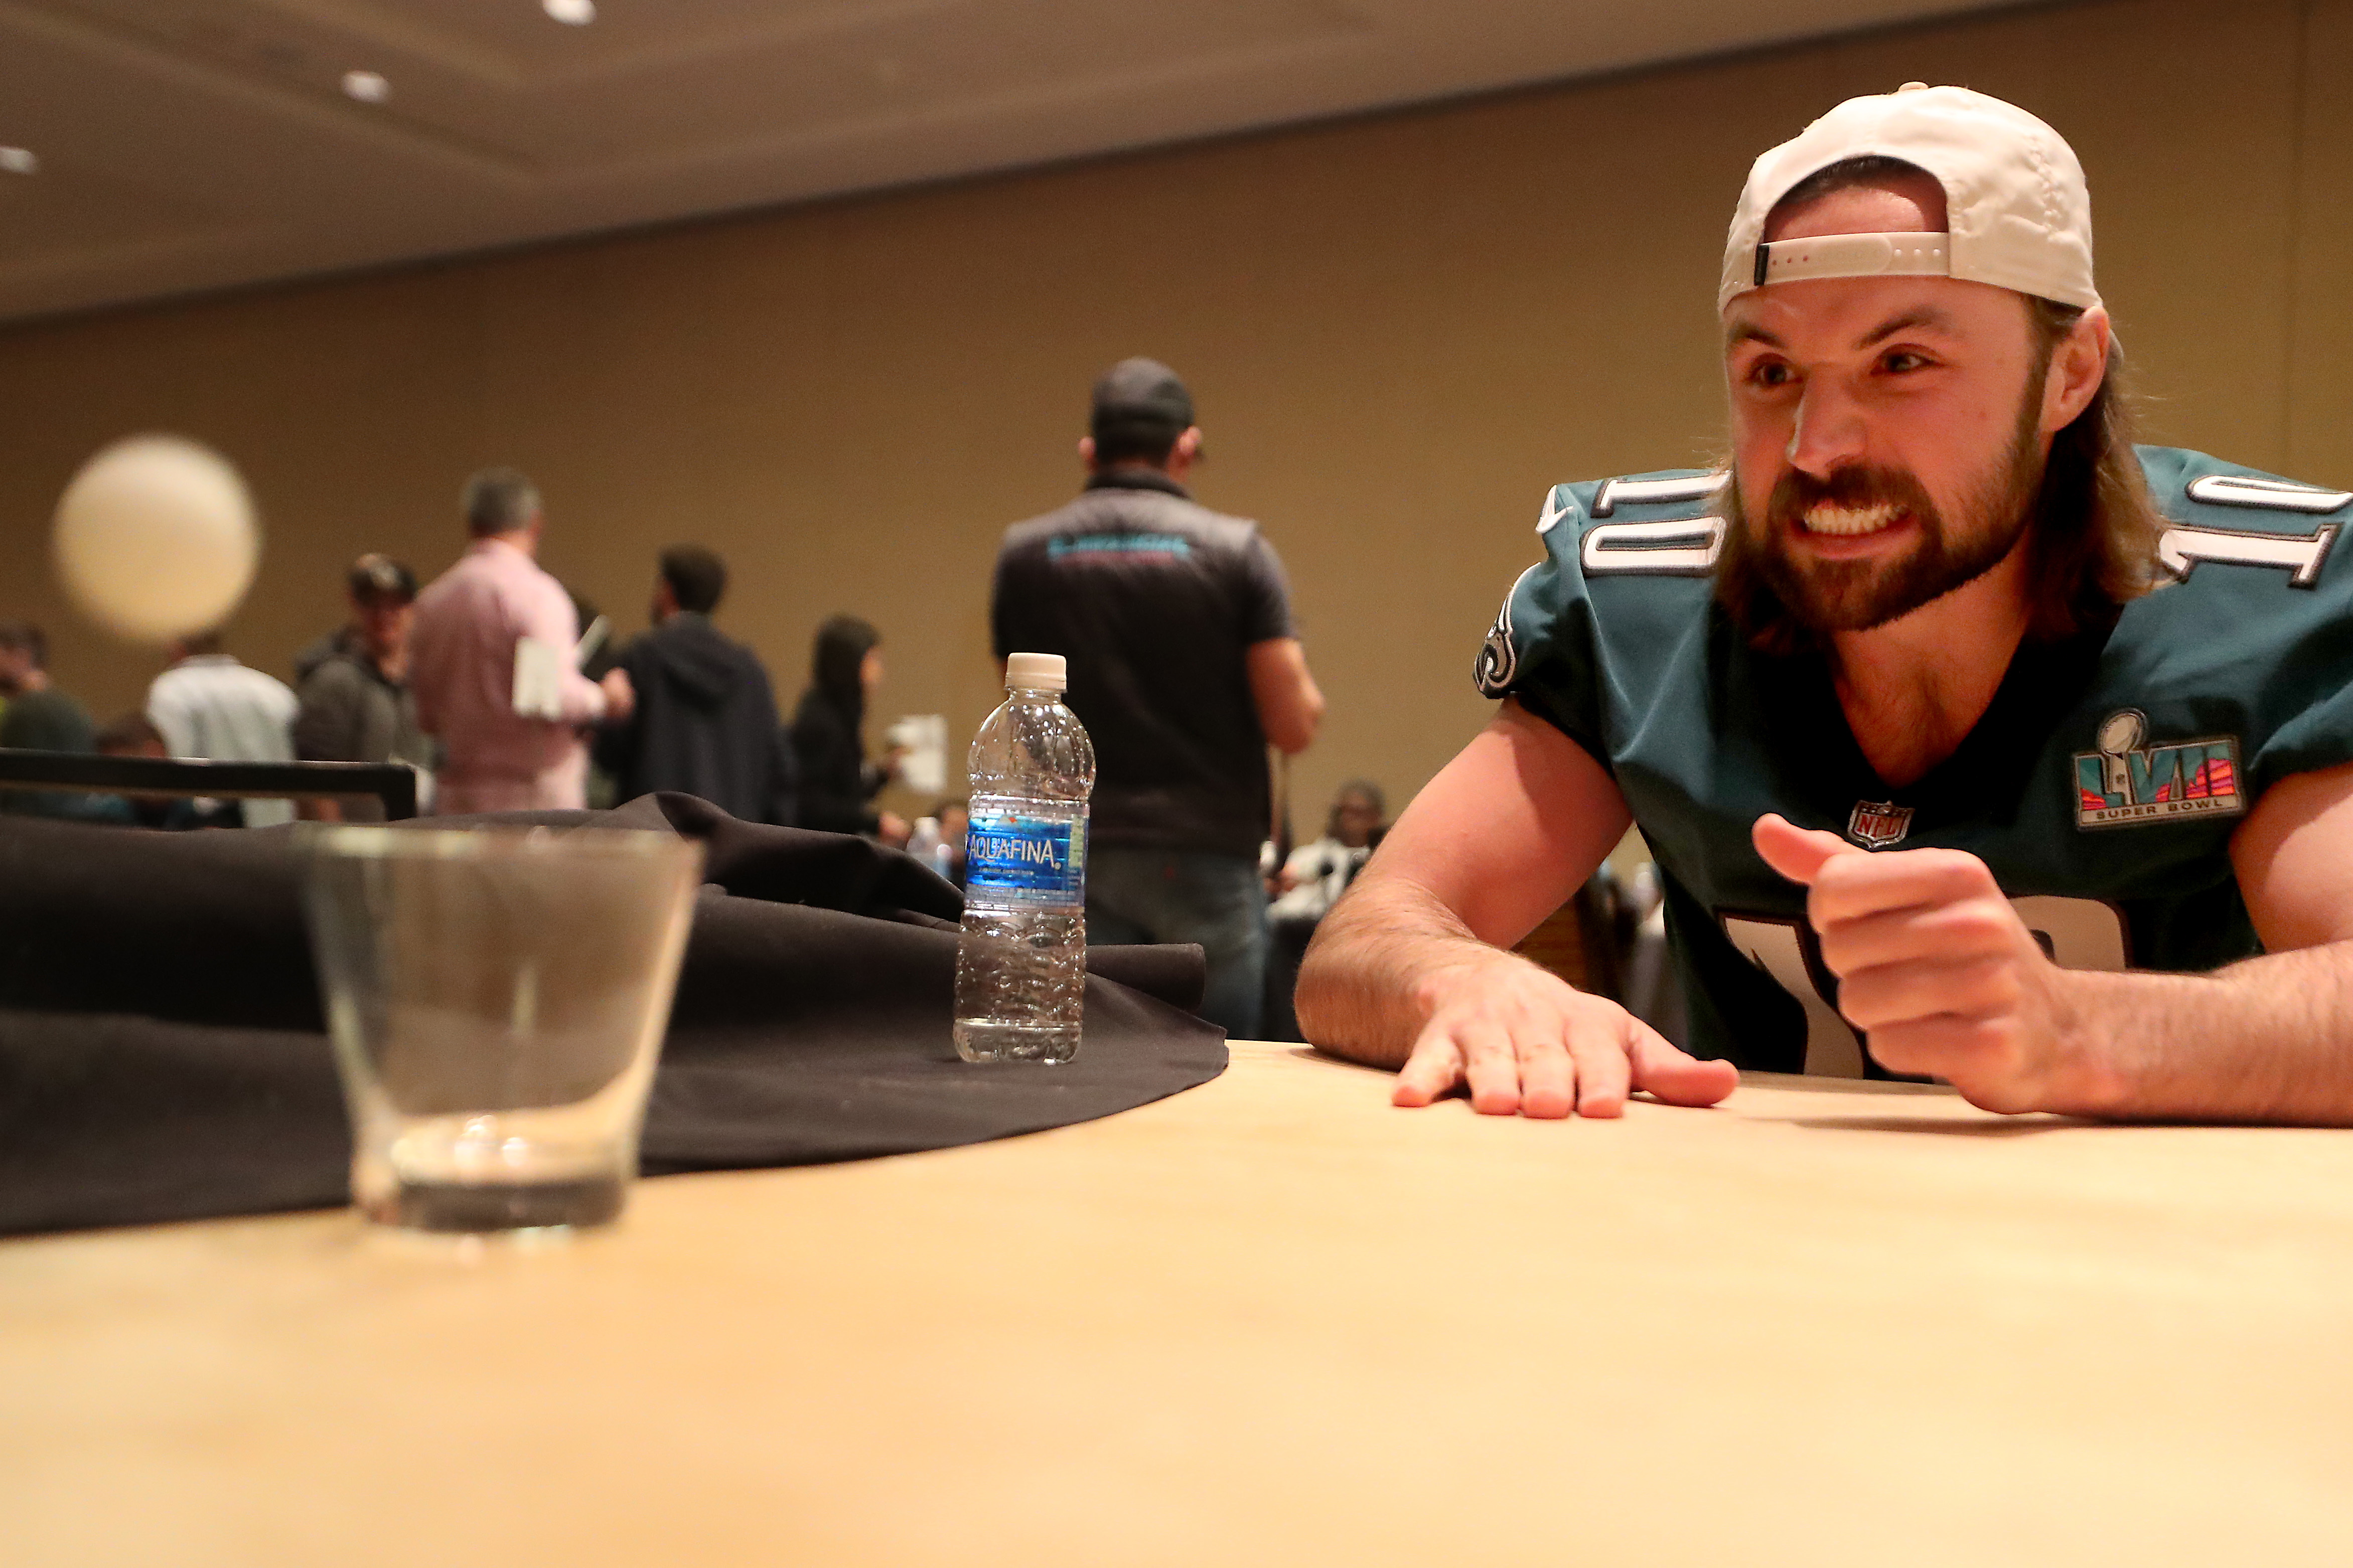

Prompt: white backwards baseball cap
xmin=1718 ymin=83 xmax=2100 ymax=315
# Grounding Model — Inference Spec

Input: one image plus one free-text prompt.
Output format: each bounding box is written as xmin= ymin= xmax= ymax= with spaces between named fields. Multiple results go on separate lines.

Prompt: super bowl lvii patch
xmin=2074 ymin=709 xmax=2245 ymax=829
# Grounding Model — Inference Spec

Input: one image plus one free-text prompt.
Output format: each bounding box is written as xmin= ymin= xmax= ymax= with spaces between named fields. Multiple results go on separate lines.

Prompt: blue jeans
xmin=1086 ymin=848 xmax=1267 ymax=1039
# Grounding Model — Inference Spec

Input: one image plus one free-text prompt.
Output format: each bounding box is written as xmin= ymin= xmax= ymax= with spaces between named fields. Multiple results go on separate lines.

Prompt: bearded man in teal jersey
xmin=1299 ymin=84 xmax=2353 ymax=1124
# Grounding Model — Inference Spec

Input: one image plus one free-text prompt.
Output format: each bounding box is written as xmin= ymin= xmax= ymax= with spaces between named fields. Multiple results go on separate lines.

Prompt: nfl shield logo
xmin=1846 ymin=800 xmax=1913 ymax=849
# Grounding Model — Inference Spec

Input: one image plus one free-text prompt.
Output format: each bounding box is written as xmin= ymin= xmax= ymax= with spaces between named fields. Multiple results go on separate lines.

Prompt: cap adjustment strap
xmin=1751 ymin=232 xmax=1952 ymax=288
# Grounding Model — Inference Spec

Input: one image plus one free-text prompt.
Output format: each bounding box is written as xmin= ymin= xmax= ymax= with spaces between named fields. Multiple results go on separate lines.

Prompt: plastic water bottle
xmin=953 ymin=653 xmax=1096 ymax=1064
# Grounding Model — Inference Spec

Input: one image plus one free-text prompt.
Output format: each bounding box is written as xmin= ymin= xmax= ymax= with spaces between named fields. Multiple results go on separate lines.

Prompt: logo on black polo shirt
xmin=2074 ymin=709 xmax=2245 ymax=828
xmin=1047 ymin=533 xmax=1193 ymax=560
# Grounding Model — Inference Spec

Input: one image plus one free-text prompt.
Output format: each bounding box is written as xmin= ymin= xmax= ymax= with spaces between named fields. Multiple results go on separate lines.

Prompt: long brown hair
xmin=1715 ymin=301 xmax=2166 ymax=658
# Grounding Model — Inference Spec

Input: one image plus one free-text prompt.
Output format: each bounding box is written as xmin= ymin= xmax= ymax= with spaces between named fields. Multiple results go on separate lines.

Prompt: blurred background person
xmin=1262 ymin=779 xmax=1387 ymax=1042
xmin=0 ymin=620 xmax=100 ymax=819
xmin=1268 ymin=778 xmax=1387 ymax=922
xmin=292 ymin=553 xmax=435 ymax=822
xmin=990 ymin=358 xmax=1323 ymax=1039
xmin=790 ymin=614 xmax=905 ymax=843
xmin=409 ymin=466 xmax=633 ymax=815
xmin=85 ymin=713 xmax=206 ymax=830
xmin=597 ymin=545 xmax=795 ymax=824
xmin=145 ymin=629 xmax=298 ymax=827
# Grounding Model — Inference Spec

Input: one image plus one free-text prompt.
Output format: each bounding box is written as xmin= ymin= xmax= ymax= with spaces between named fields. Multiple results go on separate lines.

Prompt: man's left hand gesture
xmin=1752 ymin=814 xmax=2119 ymax=1115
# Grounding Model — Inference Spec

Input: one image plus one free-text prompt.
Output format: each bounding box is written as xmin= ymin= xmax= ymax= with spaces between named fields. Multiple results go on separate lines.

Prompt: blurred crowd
xmin=0 ymin=499 xmax=973 ymax=843
xmin=0 ymin=359 xmax=1393 ymax=1040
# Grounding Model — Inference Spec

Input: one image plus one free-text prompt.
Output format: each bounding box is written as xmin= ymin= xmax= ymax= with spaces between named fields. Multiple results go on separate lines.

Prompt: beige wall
xmin=1 ymin=0 xmax=2345 ymax=828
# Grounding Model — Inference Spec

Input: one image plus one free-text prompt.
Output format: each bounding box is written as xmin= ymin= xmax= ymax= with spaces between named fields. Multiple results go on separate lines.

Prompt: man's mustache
xmin=1765 ymin=465 xmax=1938 ymax=525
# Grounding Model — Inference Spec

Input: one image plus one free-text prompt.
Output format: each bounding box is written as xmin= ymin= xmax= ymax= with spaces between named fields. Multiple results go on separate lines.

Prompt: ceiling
xmin=0 ymin=0 xmax=2012 ymax=326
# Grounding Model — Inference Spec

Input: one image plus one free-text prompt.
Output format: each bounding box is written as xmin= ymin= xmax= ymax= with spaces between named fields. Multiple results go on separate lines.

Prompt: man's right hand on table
xmin=1298 ymin=698 xmax=1737 ymax=1119
xmin=1391 ymin=948 xmax=1738 ymax=1119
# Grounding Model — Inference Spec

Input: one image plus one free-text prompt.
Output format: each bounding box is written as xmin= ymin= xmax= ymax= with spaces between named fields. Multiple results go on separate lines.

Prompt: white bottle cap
xmin=1004 ymin=652 xmax=1067 ymax=691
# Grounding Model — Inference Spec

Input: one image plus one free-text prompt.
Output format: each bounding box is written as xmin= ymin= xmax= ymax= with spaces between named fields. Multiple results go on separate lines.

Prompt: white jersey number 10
xmin=2160 ymin=474 xmax=2351 ymax=588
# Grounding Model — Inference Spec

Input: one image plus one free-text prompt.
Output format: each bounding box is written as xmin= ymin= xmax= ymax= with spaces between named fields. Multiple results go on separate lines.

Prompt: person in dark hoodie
xmin=789 ymin=614 xmax=906 ymax=843
xmin=596 ymin=546 xmax=796 ymax=825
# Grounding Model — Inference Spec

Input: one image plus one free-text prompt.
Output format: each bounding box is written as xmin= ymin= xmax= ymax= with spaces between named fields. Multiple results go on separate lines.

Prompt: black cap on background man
xmin=1089 ymin=358 xmax=1198 ymax=464
xmin=347 ymin=553 xmax=417 ymax=607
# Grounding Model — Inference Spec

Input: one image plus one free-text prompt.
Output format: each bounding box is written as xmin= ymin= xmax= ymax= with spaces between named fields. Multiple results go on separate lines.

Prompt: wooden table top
xmin=6 ymin=1040 xmax=2351 ymax=1566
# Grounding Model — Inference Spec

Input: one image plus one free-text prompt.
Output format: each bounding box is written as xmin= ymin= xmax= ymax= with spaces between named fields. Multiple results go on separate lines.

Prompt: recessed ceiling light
xmin=0 ymin=146 xmax=37 ymax=176
xmin=341 ymin=69 xmax=390 ymax=103
xmin=543 ymin=0 xmax=596 ymax=23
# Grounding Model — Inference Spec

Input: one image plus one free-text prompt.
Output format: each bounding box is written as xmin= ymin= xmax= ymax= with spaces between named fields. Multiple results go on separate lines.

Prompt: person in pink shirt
xmin=409 ymin=467 xmax=634 ymax=815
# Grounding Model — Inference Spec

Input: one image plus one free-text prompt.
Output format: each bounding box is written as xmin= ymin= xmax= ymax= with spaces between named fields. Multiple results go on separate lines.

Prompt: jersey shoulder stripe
xmin=1478 ymin=466 xmax=1730 ymax=702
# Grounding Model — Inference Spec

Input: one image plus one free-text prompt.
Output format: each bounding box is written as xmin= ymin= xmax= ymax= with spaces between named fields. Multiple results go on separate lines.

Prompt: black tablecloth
xmin=0 ymin=794 xmax=1226 ymax=1236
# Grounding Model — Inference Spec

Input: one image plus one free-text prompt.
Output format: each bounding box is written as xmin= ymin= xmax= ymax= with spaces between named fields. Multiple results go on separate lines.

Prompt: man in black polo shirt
xmin=990 ymin=359 xmax=1325 ymax=1038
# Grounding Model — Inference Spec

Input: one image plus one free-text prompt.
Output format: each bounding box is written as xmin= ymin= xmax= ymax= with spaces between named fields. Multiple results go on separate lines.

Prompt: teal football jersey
xmin=1477 ymin=446 xmax=2353 ymax=1076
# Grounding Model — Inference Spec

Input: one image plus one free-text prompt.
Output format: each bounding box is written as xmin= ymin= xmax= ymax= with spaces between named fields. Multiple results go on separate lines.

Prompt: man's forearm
xmin=1295 ymin=874 xmax=1542 ymax=1069
xmin=2060 ymin=940 xmax=2353 ymax=1124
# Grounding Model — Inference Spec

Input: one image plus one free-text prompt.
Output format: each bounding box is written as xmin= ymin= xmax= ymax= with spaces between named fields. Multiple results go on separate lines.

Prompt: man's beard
xmin=1731 ymin=396 xmax=2047 ymax=636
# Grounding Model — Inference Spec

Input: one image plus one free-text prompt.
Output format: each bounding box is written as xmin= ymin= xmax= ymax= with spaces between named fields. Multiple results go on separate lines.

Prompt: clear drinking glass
xmin=299 ymin=826 xmax=703 ymax=1233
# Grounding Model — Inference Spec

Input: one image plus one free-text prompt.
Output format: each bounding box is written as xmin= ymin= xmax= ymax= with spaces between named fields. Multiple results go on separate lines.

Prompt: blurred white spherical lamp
xmin=53 ymin=435 xmax=260 ymax=643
